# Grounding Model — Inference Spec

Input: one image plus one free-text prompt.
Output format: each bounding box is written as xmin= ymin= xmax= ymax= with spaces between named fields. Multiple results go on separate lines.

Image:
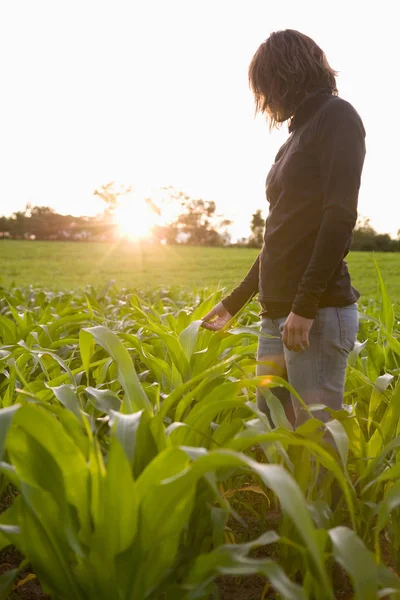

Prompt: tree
xmin=248 ymin=209 xmax=265 ymax=247
xmin=0 ymin=216 xmax=8 ymax=232
xmin=176 ymin=198 xmax=231 ymax=246
xmin=27 ymin=206 xmax=57 ymax=239
xmin=93 ymin=182 xmax=131 ymax=222
xmin=154 ymin=187 xmax=231 ymax=246
xmin=152 ymin=223 xmax=179 ymax=245
xmin=351 ymin=217 xmax=399 ymax=252
xmin=9 ymin=207 xmax=29 ymax=238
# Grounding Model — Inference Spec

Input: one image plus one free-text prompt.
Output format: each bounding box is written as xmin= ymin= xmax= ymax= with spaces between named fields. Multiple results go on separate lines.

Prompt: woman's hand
xmin=201 ymin=302 xmax=233 ymax=331
xmin=282 ymin=312 xmax=314 ymax=352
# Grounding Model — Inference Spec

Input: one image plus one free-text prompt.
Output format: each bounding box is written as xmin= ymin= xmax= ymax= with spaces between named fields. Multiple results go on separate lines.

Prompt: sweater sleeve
xmin=221 ymin=253 xmax=260 ymax=316
xmin=291 ymin=100 xmax=366 ymax=319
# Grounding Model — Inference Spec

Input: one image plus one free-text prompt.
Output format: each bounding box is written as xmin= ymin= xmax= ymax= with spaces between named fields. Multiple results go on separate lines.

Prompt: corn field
xmin=0 ymin=265 xmax=400 ymax=599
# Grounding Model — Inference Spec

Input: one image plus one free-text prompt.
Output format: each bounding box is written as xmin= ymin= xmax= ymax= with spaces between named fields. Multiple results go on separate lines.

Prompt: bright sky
xmin=0 ymin=0 xmax=398 ymax=240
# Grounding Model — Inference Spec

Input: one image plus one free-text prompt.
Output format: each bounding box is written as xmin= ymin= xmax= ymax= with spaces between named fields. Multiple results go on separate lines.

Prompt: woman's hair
xmin=248 ymin=29 xmax=338 ymax=128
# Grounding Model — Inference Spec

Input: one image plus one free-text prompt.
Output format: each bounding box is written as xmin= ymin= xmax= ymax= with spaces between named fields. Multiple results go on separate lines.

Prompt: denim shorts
xmin=256 ymin=304 xmax=359 ymax=427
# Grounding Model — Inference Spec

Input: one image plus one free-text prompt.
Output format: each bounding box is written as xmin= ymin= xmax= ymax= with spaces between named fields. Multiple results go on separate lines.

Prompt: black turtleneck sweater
xmin=222 ymin=90 xmax=366 ymax=320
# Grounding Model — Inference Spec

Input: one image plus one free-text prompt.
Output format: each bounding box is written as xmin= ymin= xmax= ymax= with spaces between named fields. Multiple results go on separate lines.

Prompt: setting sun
xmin=113 ymin=192 xmax=159 ymax=240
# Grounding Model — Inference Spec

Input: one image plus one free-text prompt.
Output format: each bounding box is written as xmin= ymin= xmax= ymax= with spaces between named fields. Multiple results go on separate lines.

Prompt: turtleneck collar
xmin=288 ymin=89 xmax=332 ymax=133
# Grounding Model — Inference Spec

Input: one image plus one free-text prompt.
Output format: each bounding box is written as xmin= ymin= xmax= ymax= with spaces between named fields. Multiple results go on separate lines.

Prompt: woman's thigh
xmin=277 ymin=304 xmax=359 ymax=426
xmin=256 ymin=317 xmax=291 ymax=415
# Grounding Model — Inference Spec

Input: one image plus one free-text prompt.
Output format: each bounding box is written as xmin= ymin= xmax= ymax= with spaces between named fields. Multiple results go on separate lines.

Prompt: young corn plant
xmin=0 ymin=403 xmax=341 ymax=600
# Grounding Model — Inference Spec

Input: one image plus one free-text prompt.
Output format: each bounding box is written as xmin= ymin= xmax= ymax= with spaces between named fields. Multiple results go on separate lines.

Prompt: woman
xmin=201 ymin=29 xmax=366 ymax=428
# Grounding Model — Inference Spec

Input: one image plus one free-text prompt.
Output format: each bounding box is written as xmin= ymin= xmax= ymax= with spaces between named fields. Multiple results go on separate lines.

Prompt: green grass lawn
xmin=0 ymin=240 xmax=398 ymax=303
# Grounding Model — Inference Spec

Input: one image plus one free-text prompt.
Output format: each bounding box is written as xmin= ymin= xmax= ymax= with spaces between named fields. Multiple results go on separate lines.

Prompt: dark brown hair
xmin=248 ymin=29 xmax=338 ymax=128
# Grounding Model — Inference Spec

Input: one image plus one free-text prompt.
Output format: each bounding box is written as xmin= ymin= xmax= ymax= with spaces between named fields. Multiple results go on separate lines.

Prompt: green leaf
xmin=0 ymin=568 xmax=19 ymax=600
xmin=380 ymin=327 xmax=400 ymax=357
xmin=186 ymin=531 xmax=306 ymax=600
xmin=377 ymin=562 xmax=400 ymax=595
xmin=260 ymin=388 xmax=293 ymax=430
xmin=79 ymin=326 xmax=94 ymax=382
xmin=18 ymin=344 xmax=76 ymax=386
xmin=348 ymin=339 xmax=368 ymax=367
xmin=80 ymin=326 xmax=151 ymax=413
xmin=179 ymin=320 xmax=202 ymax=361
xmin=18 ymin=485 xmax=85 ymax=599
xmin=109 ymin=410 xmax=144 ymax=466
xmin=0 ymin=314 xmax=17 ymax=344
xmin=362 ymin=435 xmax=400 ymax=482
xmin=7 ymin=404 xmax=90 ymax=538
xmin=48 ymin=384 xmax=83 ymax=423
xmin=325 ymin=419 xmax=349 ymax=468
xmin=0 ymin=405 xmax=20 ymax=460
xmin=128 ymin=447 xmax=196 ymax=598
xmin=226 ymin=429 xmax=355 ymax=529
xmin=86 ymin=386 xmax=121 ymax=413
xmin=191 ymin=291 xmax=220 ymax=321
xmin=0 ymin=496 xmax=22 ymax=553
xmin=374 ymin=255 xmax=395 ymax=334
xmin=176 ymin=449 xmax=331 ymax=593
xmin=329 ymin=526 xmax=377 ymax=600
xmin=375 ymin=479 xmax=400 ymax=560
xmin=368 ymin=373 xmax=394 ymax=434
xmin=159 ymin=355 xmax=237 ymax=419
xmin=85 ymin=438 xmax=138 ymax=597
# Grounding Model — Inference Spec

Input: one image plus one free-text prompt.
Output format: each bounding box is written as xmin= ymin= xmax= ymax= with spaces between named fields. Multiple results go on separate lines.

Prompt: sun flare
xmin=113 ymin=192 xmax=159 ymax=240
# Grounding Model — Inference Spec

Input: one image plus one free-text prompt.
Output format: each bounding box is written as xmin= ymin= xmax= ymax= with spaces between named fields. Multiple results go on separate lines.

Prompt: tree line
xmin=1 ymin=186 xmax=399 ymax=251
xmin=0 ymin=185 xmax=232 ymax=246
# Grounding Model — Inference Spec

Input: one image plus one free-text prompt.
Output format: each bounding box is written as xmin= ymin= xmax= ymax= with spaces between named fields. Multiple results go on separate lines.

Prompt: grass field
xmin=1 ymin=240 xmax=399 ymax=303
